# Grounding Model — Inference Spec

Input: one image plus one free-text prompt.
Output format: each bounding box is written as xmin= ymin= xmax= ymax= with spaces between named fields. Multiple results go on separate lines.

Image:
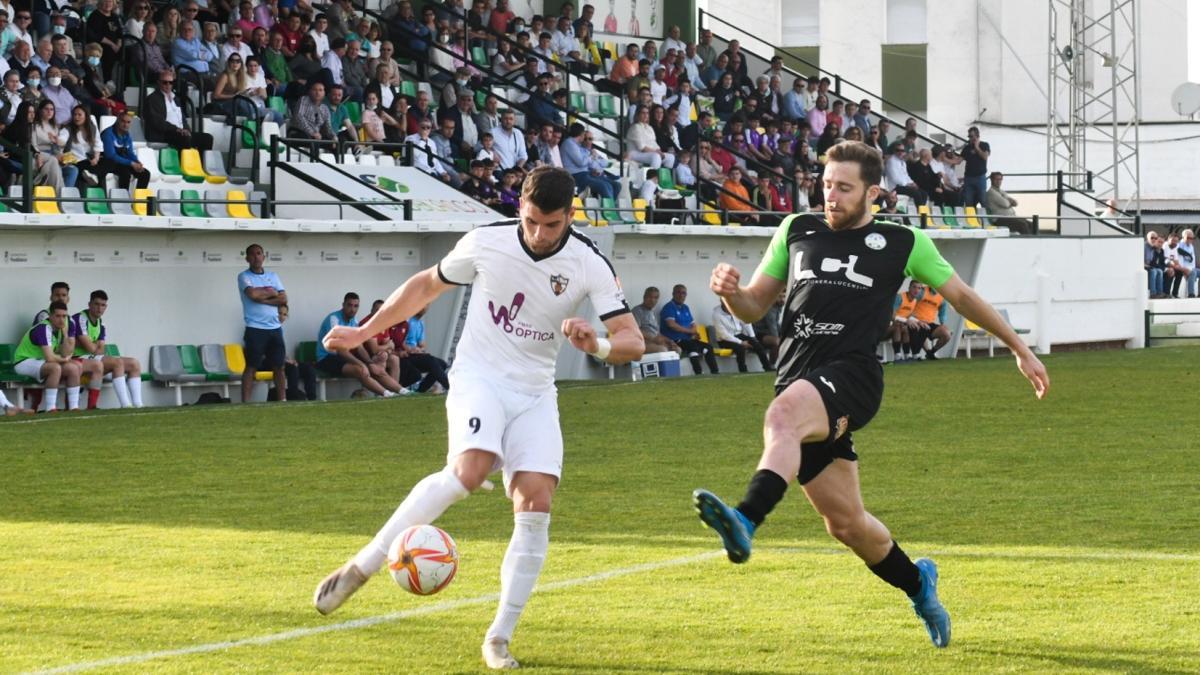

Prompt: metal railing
xmin=1145 ymin=310 xmax=1200 ymax=345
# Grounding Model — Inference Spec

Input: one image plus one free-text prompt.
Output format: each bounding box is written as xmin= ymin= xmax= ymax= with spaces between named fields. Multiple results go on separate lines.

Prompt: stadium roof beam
xmin=1046 ymin=0 xmax=1141 ymax=213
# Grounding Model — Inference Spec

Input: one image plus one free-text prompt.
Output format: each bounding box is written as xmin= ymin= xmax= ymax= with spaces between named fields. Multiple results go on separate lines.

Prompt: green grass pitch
xmin=3 ymin=347 xmax=1199 ymax=673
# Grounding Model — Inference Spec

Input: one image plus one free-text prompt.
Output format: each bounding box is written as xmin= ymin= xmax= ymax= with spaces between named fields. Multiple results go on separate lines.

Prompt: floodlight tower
xmin=1046 ymin=0 xmax=1141 ymax=213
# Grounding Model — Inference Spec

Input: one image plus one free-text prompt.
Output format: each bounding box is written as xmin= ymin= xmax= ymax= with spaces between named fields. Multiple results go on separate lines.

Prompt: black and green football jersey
xmin=757 ymin=213 xmax=955 ymax=388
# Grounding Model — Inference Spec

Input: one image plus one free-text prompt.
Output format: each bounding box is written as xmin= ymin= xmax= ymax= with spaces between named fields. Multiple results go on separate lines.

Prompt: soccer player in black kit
xmin=693 ymin=141 xmax=1050 ymax=648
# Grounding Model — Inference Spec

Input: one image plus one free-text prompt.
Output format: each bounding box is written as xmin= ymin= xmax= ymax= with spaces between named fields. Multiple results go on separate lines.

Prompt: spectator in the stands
xmin=551 ymin=16 xmax=580 ymax=62
xmin=624 ymin=58 xmax=651 ymax=102
xmin=752 ymin=290 xmax=784 ymax=365
xmin=806 ymin=94 xmax=829 ymax=139
xmin=288 ymin=79 xmax=334 ymax=150
xmin=316 ymin=292 xmax=409 ymax=398
xmin=632 ymin=287 xmax=681 ymax=355
xmin=135 ymin=23 xmax=171 ymax=82
xmin=0 ymin=70 xmax=19 ymax=123
xmin=660 ymin=284 xmax=719 ymax=375
xmin=489 ymin=0 xmax=515 ymax=34
xmin=7 ymin=39 xmax=31 ymax=76
xmin=710 ymin=71 xmax=740 ymax=123
xmin=263 ymin=29 xmax=293 ymax=90
xmin=696 ymin=28 xmax=716 ymax=69
xmin=625 ymin=104 xmax=674 ymax=169
xmin=430 ymin=115 xmax=465 ymax=185
xmin=399 ymin=305 xmax=450 ymax=393
xmin=911 ymin=148 xmax=950 ymax=207
xmin=490 ymin=37 xmax=520 ymax=77
xmin=370 ymin=40 xmax=400 ymax=87
xmin=212 ymin=53 xmax=257 ymax=118
xmin=326 ymin=83 xmax=358 ymax=143
xmin=319 ymin=35 xmax=347 ymax=93
xmin=40 ymin=66 xmax=76 ymax=125
xmin=307 ymin=13 xmax=330 ymax=57
xmin=603 ymin=42 xmax=639 ymax=96
xmin=223 ymin=25 xmax=254 ymax=65
xmin=487 ymin=108 xmax=525 ymax=170
xmin=653 ymin=104 xmax=681 ymax=156
xmin=326 ymin=0 xmax=357 ymax=40
xmin=100 ymin=111 xmax=151 ymax=190
xmin=1163 ymin=231 xmax=1187 ymax=298
xmin=1145 ymin=231 xmax=1167 ymax=298
xmin=144 ymin=68 xmax=215 ymax=151
xmin=929 ymin=144 xmax=961 ymax=205
xmin=814 ymin=119 xmax=840 ymax=157
xmin=960 ymin=125 xmax=991 ymax=207
xmin=340 ymin=40 xmax=369 ymax=99
xmin=49 ymin=35 xmax=82 ymax=92
xmin=573 ymin=3 xmax=594 ymax=37
xmin=405 ymin=88 xmax=434 ymax=133
xmin=64 ymin=104 xmax=113 ymax=189
xmin=984 ymin=172 xmax=1032 ymax=235
xmin=250 ymin=26 xmax=270 ymax=59
xmin=1177 ymin=229 xmax=1200 ymax=298
xmin=713 ymin=302 xmax=771 ymax=373
xmin=389 ymin=1 xmax=430 ymax=77
xmin=200 ymin=22 xmax=225 ymax=73
xmin=32 ymin=99 xmax=79 ymax=187
xmin=561 ymin=122 xmax=612 ymax=199
xmin=286 ymin=34 xmax=326 ymax=96
xmin=360 ymin=90 xmax=394 ymax=142
xmin=462 ymin=159 xmax=500 ymax=206
xmin=474 ymin=92 xmax=501 ymax=137
xmin=474 ymin=131 xmax=498 ymax=164
xmin=782 ymin=76 xmax=807 ymax=122
xmin=406 ymin=115 xmax=451 ymax=182
xmin=525 ymin=72 xmax=561 ymax=128
xmin=2 ymin=101 xmax=64 ymax=190
xmin=172 ymin=21 xmax=213 ymax=85
xmin=720 ymin=166 xmax=758 ymax=224
xmin=884 ymin=142 xmax=927 ymax=206
xmin=701 ymin=51 xmax=727 ymax=91
xmin=438 ymin=90 xmax=478 ymax=157
xmin=273 ymin=11 xmax=302 ymax=55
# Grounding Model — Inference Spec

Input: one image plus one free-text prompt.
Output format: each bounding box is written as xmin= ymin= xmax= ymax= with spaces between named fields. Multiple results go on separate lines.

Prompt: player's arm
xmin=937 ymin=273 xmax=1049 ymax=399
xmin=562 ymin=313 xmax=644 ymax=364
xmin=39 ymin=342 xmax=68 ymax=363
xmin=711 ymin=263 xmax=786 ymax=324
xmin=324 ymin=266 xmax=453 ymax=352
xmin=76 ymin=331 xmax=99 ymax=355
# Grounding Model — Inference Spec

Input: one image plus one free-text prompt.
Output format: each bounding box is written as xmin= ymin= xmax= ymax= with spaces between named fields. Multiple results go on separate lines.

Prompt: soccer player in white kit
xmin=313 ymin=167 xmax=645 ymax=669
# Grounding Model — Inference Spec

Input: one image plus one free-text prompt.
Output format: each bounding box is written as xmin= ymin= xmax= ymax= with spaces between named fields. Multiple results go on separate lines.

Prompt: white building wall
xmin=697 ymin=0 xmax=783 ymax=55
xmin=925 ymin=0 xmax=979 ymax=133
xmin=819 ymin=0 xmax=885 ymax=101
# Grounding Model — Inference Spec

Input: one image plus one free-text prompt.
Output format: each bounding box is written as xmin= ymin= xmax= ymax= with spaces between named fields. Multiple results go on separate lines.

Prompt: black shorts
xmin=316 ymin=353 xmax=351 ymax=377
xmin=775 ymin=355 xmax=884 ymax=484
xmin=244 ymin=327 xmax=285 ymax=371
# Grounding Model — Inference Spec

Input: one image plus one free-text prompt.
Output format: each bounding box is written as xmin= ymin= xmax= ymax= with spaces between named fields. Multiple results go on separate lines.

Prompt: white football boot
xmin=482 ymin=638 xmax=520 ymax=670
xmin=313 ymin=562 xmax=369 ymax=615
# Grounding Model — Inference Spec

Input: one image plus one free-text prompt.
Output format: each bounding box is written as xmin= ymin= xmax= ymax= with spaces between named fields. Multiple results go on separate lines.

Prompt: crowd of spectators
xmin=1145 ymin=229 xmax=1200 ymax=299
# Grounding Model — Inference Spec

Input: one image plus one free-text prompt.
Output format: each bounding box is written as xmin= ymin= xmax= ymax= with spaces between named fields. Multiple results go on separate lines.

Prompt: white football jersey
xmin=438 ymin=221 xmax=630 ymax=394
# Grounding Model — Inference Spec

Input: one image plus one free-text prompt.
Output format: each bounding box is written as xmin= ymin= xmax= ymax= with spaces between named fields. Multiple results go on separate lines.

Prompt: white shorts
xmin=73 ymin=354 xmax=104 ymax=361
xmin=14 ymin=359 xmax=46 ymax=382
xmin=445 ymin=374 xmax=562 ymax=498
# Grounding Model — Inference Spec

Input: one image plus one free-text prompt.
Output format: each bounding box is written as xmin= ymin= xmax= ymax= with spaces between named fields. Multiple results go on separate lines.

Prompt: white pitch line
xmin=28 ymin=551 xmax=722 ymax=675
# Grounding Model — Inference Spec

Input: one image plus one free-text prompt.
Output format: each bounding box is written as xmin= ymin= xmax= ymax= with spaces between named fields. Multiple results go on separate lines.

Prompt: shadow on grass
xmin=978 ymin=645 xmax=1200 ymax=675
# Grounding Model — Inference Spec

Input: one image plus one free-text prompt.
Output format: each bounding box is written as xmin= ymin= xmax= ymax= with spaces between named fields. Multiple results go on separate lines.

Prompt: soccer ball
xmin=388 ymin=524 xmax=459 ymax=595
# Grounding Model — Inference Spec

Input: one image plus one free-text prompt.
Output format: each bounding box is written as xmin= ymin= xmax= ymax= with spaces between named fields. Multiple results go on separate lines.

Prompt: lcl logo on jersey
xmin=489 ymin=292 xmax=525 ymax=332
xmin=795 ymin=253 xmax=874 ymax=288
xmin=550 ymin=274 xmax=570 ymax=296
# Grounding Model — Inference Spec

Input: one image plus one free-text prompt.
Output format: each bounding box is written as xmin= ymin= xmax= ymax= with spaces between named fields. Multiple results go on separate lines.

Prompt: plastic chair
xmin=156 ymin=189 xmax=182 ymax=217
xmin=241 ymin=119 xmax=260 ymax=149
xmin=249 ymin=190 xmax=267 ymax=218
xmin=59 ymin=186 xmax=85 ymax=214
xmin=202 ymin=150 xmax=231 ymax=184
xmin=400 ymin=81 xmax=417 ymax=98
xmin=204 ymin=190 xmax=231 ymax=217
xmin=632 ymin=198 xmax=647 ymax=223
xmin=268 ymin=96 xmax=287 ymax=118
xmin=84 ymin=186 xmax=112 ymax=214
xmin=226 ymin=189 xmax=255 ymax=218
xmin=199 ymin=344 xmax=232 ymax=379
xmin=600 ymin=196 xmax=622 ymax=223
xmin=597 ymin=94 xmax=618 ymax=118
xmin=344 ymin=101 xmax=362 ymax=125
xmin=180 ymin=189 xmax=209 ymax=217
xmin=181 ymin=148 xmax=219 ymax=183
xmin=696 ymin=325 xmax=734 ymax=357
xmin=571 ymin=196 xmax=589 ymax=224
xmin=33 ymin=185 xmax=60 ymax=214
xmin=158 ymin=147 xmax=183 ymax=179
xmin=964 ymin=206 xmax=982 ymax=228
xmin=658 ymin=168 xmax=676 ymax=190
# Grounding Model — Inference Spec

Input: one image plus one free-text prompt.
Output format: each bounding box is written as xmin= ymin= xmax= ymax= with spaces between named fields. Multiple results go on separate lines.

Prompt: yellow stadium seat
xmin=181 ymin=148 xmax=227 ymax=184
xmin=916 ymin=204 xmax=946 ymax=229
xmin=871 ymin=204 xmax=881 ymax=214
xmin=632 ymin=198 xmax=647 ymax=223
xmin=964 ymin=206 xmax=982 ymax=228
xmin=702 ymin=203 xmax=723 ymax=225
xmin=33 ymin=186 xmax=60 ymax=214
xmin=226 ymin=190 xmax=256 ymax=219
xmin=132 ymin=188 xmax=152 ymax=215
xmin=696 ymin=324 xmax=733 ymax=357
xmin=572 ymin=196 xmax=589 ymax=224
xmin=224 ymin=343 xmax=272 ymax=380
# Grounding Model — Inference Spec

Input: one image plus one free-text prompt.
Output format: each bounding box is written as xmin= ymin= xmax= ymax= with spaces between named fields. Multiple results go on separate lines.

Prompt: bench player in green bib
xmin=692 ymin=141 xmax=1050 ymax=649
xmin=71 ymin=290 xmax=145 ymax=408
xmin=12 ymin=301 xmax=84 ymax=412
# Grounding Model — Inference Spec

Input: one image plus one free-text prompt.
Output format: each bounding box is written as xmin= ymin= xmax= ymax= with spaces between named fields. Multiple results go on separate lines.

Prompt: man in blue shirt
xmin=100 ymin=112 xmax=151 ymax=190
xmin=316 ymin=292 xmax=408 ymax=397
xmin=781 ymin=76 xmax=807 ymax=122
xmin=238 ymin=243 xmax=288 ymax=402
xmin=560 ymin=122 xmax=617 ymax=199
xmin=660 ymin=283 xmax=719 ymax=374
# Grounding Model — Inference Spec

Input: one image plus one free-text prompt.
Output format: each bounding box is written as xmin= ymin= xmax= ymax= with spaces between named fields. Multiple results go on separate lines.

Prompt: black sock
xmin=891 ymin=341 xmax=902 ymax=355
xmin=868 ymin=540 xmax=923 ymax=597
xmin=735 ymin=469 xmax=788 ymax=527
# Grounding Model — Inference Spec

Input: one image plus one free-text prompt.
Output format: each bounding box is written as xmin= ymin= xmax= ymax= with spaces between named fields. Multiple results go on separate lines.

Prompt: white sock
xmin=42 ymin=388 xmax=58 ymax=411
xmin=66 ymin=386 xmax=80 ymax=410
xmin=0 ymin=390 xmax=12 ymax=409
xmin=351 ymin=468 xmax=471 ymax=574
xmin=111 ymin=376 xmax=132 ymax=408
xmin=127 ymin=376 xmax=143 ymax=407
xmin=485 ymin=511 xmax=551 ymax=644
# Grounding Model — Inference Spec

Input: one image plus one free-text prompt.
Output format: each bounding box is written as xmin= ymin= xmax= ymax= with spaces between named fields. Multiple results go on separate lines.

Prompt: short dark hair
xmin=520 ymin=166 xmax=575 ymax=213
xmin=567 ymin=122 xmax=584 ymax=137
xmin=643 ymin=286 xmax=659 ymax=297
xmin=51 ymin=281 xmax=69 ymax=292
xmin=246 ymin=243 xmax=263 ymax=254
xmin=343 ymin=292 xmax=359 ymax=302
xmin=90 ymin=290 xmax=108 ymax=301
xmin=49 ymin=301 xmax=68 ymax=312
xmin=826 ymin=141 xmax=884 ymax=188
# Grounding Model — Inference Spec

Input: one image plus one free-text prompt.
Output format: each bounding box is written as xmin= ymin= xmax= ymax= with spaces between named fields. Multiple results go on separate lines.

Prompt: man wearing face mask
xmin=439 ymin=65 xmax=471 ymax=110
xmin=42 ymin=67 xmax=77 ymax=124
xmin=20 ymin=65 xmax=42 ymax=103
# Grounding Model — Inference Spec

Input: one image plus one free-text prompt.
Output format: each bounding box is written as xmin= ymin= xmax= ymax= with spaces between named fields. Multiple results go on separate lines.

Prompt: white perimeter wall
xmin=0 ymin=227 xmax=1142 ymax=406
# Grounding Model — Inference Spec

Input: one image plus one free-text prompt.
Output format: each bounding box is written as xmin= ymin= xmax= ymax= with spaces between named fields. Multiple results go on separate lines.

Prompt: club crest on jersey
xmin=549 ymin=273 xmax=570 ymax=296
xmin=864 ymin=233 xmax=887 ymax=251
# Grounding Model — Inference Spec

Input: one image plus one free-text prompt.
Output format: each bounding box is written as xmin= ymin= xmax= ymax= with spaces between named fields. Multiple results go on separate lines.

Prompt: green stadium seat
xmin=268 ymin=96 xmax=287 ymax=118
xmin=85 ymin=187 xmax=112 ymax=215
xmin=658 ymin=168 xmax=676 ymax=190
xmin=941 ymin=205 xmax=959 ymax=228
xmin=569 ymin=91 xmax=586 ymax=112
xmin=180 ymin=189 xmax=209 ymax=218
xmin=475 ymin=89 xmax=487 ymax=110
xmin=344 ymin=101 xmax=362 ymax=125
xmin=400 ymin=81 xmax=417 ymax=98
xmin=296 ymin=341 xmax=318 ymax=364
xmin=600 ymin=196 xmax=622 ymax=223
xmin=241 ymin=119 xmax=261 ymax=149
xmin=104 ymin=343 xmax=120 ymax=357
xmin=0 ymin=343 xmax=35 ymax=383
xmin=470 ymin=45 xmax=488 ymax=66
xmin=597 ymin=94 xmax=618 ymax=118
xmin=158 ymin=147 xmax=182 ymax=178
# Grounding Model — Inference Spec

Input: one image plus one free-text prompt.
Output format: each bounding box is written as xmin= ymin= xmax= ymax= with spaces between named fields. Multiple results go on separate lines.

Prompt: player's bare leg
xmin=314 ymin=450 xmax=491 ymax=615
xmin=694 ymin=380 xmax=827 ymax=562
xmin=483 ymin=471 xmax=556 ymax=670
